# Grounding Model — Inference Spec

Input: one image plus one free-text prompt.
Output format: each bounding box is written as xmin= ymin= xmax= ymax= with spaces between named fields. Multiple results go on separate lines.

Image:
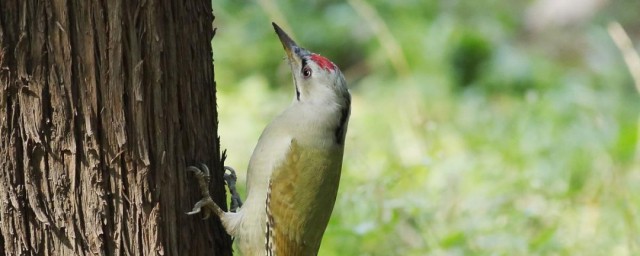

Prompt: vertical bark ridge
xmin=0 ymin=0 xmax=232 ymax=255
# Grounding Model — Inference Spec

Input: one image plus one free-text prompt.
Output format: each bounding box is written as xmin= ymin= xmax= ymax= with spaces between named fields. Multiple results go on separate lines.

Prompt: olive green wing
xmin=266 ymin=139 xmax=343 ymax=256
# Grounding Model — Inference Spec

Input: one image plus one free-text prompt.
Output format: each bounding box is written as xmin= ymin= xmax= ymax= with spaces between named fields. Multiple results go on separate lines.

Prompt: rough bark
xmin=0 ymin=0 xmax=232 ymax=255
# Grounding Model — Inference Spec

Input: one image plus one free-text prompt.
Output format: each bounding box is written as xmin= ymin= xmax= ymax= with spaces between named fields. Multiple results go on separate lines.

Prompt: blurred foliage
xmin=211 ymin=0 xmax=640 ymax=255
xmin=451 ymin=31 xmax=492 ymax=88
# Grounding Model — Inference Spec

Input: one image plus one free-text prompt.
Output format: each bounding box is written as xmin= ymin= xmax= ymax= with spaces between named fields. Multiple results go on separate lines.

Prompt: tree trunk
xmin=0 ymin=0 xmax=232 ymax=255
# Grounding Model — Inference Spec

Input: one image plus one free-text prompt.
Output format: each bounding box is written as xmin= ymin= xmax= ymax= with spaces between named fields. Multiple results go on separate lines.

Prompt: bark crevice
xmin=0 ymin=0 xmax=231 ymax=255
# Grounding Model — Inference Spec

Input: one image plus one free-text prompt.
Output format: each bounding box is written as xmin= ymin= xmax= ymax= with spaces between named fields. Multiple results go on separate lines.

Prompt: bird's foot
xmin=223 ymin=166 xmax=243 ymax=212
xmin=186 ymin=164 xmax=223 ymax=219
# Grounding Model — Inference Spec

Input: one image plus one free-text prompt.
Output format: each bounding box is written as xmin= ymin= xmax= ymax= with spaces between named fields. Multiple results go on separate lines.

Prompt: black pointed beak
xmin=272 ymin=22 xmax=308 ymax=62
xmin=273 ymin=23 xmax=298 ymax=54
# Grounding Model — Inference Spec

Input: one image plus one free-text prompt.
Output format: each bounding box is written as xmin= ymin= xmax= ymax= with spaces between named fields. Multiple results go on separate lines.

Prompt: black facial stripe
xmin=334 ymin=94 xmax=351 ymax=145
xmin=293 ymin=76 xmax=300 ymax=101
xmin=300 ymin=58 xmax=308 ymax=74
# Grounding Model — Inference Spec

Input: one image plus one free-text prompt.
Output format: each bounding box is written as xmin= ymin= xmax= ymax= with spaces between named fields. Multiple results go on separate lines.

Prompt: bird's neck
xmin=282 ymin=100 xmax=347 ymax=147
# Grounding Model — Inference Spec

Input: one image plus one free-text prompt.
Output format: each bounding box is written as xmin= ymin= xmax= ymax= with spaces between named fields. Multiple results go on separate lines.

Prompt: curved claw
xmin=186 ymin=164 xmax=243 ymax=218
xmin=224 ymin=166 xmax=244 ymax=211
xmin=223 ymin=166 xmax=237 ymax=180
xmin=186 ymin=164 xmax=214 ymax=211
xmin=199 ymin=164 xmax=211 ymax=176
xmin=187 ymin=165 xmax=210 ymax=177
xmin=186 ymin=197 xmax=216 ymax=219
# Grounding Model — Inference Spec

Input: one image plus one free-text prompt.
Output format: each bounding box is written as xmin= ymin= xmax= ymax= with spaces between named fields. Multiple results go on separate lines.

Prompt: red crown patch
xmin=310 ymin=53 xmax=336 ymax=71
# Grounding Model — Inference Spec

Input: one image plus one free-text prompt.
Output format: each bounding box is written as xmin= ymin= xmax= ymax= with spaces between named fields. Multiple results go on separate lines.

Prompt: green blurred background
xmin=211 ymin=0 xmax=640 ymax=255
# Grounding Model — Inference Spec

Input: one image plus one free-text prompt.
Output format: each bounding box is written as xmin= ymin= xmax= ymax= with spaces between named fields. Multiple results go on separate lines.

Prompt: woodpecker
xmin=187 ymin=22 xmax=351 ymax=255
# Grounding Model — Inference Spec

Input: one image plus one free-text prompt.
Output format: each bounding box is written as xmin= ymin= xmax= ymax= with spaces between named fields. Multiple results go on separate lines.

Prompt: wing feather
xmin=266 ymin=139 xmax=343 ymax=255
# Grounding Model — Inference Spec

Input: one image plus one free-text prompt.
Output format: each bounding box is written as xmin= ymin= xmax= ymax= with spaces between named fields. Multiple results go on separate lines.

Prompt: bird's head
xmin=272 ymin=23 xmax=349 ymax=107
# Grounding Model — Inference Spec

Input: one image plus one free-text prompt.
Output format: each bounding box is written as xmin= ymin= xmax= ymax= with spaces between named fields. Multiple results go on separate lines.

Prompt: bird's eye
xmin=302 ymin=66 xmax=312 ymax=78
